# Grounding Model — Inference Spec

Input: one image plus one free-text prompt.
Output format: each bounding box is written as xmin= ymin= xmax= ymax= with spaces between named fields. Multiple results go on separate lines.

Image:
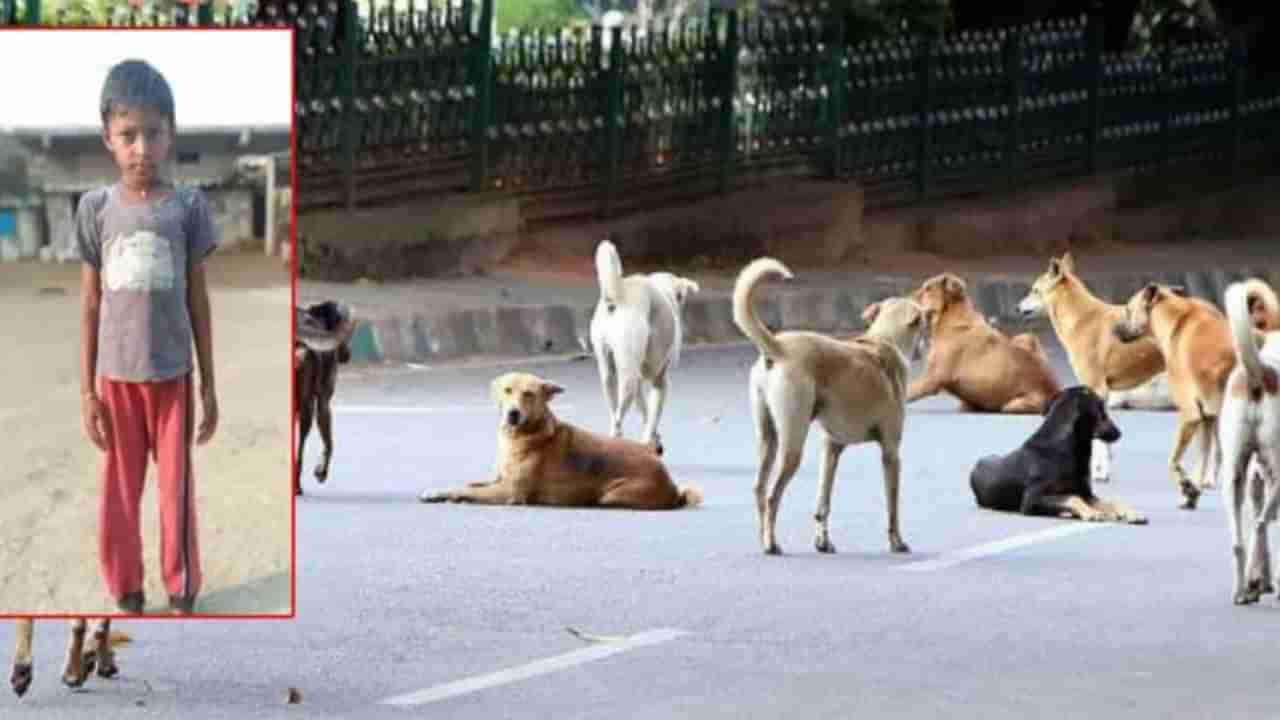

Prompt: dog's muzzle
xmin=1098 ymin=422 xmax=1121 ymax=443
xmin=505 ymin=408 xmax=522 ymax=427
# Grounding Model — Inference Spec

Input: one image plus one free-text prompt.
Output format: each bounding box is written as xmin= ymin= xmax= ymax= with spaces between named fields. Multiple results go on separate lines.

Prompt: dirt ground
xmin=0 ymin=247 xmax=292 ymax=615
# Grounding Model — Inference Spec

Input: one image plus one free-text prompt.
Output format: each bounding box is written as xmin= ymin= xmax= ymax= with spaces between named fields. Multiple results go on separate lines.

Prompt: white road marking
xmin=380 ymin=628 xmax=689 ymax=707
xmin=334 ymin=404 xmax=575 ymax=415
xmin=896 ymin=523 xmax=1108 ymax=572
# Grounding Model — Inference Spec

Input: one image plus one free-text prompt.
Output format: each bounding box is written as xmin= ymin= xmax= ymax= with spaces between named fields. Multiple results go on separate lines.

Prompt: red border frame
xmin=0 ymin=24 xmax=299 ymax=622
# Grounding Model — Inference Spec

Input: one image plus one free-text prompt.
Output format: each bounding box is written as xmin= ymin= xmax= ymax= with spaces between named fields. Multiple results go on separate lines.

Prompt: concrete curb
xmin=344 ymin=265 xmax=1280 ymax=365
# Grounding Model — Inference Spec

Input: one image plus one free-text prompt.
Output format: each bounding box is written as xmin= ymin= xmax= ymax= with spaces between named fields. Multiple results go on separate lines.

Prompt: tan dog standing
xmin=1114 ymin=283 xmax=1237 ymax=509
xmin=908 ymin=273 xmax=1061 ymax=413
xmin=733 ymin=258 xmax=929 ymax=556
xmin=419 ymin=372 xmax=702 ymax=510
xmin=1017 ymin=252 xmax=1171 ymax=483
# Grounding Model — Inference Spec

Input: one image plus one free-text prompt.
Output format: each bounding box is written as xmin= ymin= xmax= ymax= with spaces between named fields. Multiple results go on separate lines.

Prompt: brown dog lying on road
xmin=1114 ymin=283 xmax=1236 ymax=509
xmin=908 ymin=273 xmax=1062 ymax=413
xmin=420 ymin=372 xmax=702 ymax=510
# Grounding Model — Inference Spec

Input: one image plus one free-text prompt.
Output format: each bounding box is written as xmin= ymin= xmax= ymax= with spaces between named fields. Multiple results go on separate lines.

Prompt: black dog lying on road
xmin=969 ymin=386 xmax=1147 ymax=524
xmin=295 ymin=301 xmax=355 ymax=497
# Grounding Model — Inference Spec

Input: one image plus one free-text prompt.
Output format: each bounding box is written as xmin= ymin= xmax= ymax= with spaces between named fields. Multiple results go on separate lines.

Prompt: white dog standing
xmin=1218 ymin=278 xmax=1280 ymax=605
xmin=589 ymin=240 xmax=699 ymax=455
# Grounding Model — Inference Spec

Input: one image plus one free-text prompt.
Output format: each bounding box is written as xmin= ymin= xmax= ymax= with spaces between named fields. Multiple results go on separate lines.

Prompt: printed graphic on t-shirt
xmin=103 ymin=230 xmax=175 ymax=292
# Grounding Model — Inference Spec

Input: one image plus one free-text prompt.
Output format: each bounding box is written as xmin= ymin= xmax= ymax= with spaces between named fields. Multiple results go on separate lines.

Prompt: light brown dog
xmin=419 ymin=372 xmax=702 ymax=510
xmin=1114 ymin=283 xmax=1237 ymax=509
xmin=908 ymin=273 xmax=1061 ymax=413
xmin=733 ymin=258 xmax=929 ymax=556
xmin=10 ymin=619 xmax=123 ymax=697
xmin=1017 ymin=252 xmax=1172 ymax=482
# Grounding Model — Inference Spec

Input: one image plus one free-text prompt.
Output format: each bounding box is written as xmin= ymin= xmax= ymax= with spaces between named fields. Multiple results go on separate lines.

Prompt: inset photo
xmin=0 ymin=27 xmax=294 ymax=617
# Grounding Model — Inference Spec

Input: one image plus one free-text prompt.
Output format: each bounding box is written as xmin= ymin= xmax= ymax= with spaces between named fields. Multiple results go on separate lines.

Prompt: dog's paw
xmin=815 ymin=539 xmax=837 ymax=554
xmin=419 ymin=492 xmax=448 ymax=504
xmin=1125 ymin=513 xmax=1149 ymax=525
xmin=314 ymin=466 xmax=328 ymax=483
xmin=762 ymin=542 xmax=783 ymax=556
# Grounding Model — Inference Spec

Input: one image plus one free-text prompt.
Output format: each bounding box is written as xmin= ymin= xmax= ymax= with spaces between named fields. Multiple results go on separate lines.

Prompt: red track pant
xmin=97 ymin=374 xmax=201 ymax=603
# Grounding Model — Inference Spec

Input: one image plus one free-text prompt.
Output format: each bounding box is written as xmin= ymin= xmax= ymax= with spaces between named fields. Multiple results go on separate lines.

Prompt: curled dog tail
xmin=1226 ymin=279 xmax=1277 ymax=392
xmin=595 ymin=240 xmax=625 ymax=307
xmin=732 ymin=258 xmax=793 ymax=361
xmin=676 ymin=484 xmax=704 ymax=509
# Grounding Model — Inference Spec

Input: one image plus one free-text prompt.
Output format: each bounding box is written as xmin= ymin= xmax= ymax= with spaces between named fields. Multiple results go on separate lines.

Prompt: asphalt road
xmin=8 ymin=334 xmax=1280 ymax=719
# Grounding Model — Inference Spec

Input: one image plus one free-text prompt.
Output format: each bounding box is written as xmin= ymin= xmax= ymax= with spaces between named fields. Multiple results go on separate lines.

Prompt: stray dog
xmin=1017 ymin=252 xmax=1173 ymax=484
xmin=909 ymin=273 xmax=1061 ymax=413
xmin=10 ymin=619 xmax=124 ymax=697
xmin=733 ymin=258 xmax=929 ymax=555
xmin=419 ymin=372 xmax=702 ymax=509
xmin=589 ymin=240 xmax=699 ymax=455
xmin=969 ymin=387 xmax=1146 ymax=523
xmin=1217 ymin=279 xmax=1280 ymax=604
xmin=294 ymin=301 xmax=356 ymax=497
xmin=1114 ymin=283 xmax=1236 ymax=509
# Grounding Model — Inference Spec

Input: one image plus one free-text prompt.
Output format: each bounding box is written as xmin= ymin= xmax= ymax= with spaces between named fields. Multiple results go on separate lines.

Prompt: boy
xmin=78 ymin=59 xmax=219 ymax=615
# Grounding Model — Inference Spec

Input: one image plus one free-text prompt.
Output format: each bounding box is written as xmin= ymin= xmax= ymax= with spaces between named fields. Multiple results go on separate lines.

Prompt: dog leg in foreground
xmin=420 ymin=482 xmax=520 ymax=505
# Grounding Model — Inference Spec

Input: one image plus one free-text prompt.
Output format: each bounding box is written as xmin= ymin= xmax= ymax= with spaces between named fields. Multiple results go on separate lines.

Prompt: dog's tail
xmin=732 ymin=258 xmax=793 ymax=361
xmin=676 ymin=484 xmax=704 ymax=509
xmin=595 ymin=240 xmax=626 ymax=307
xmin=1226 ymin=279 xmax=1276 ymax=391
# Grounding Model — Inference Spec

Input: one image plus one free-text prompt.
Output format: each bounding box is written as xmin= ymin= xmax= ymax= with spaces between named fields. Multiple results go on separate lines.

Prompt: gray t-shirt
xmin=76 ymin=184 xmax=218 ymax=383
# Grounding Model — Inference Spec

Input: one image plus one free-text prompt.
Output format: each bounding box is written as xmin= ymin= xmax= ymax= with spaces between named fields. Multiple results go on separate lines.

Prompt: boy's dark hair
xmin=100 ymin=59 xmax=176 ymax=130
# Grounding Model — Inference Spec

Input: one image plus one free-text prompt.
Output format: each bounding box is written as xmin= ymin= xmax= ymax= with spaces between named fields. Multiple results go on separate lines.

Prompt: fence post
xmin=197 ymin=0 xmax=213 ymax=26
xmin=1085 ymin=8 xmax=1103 ymax=175
xmin=718 ymin=10 xmax=739 ymax=194
xmin=22 ymin=0 xmax=37 ymax=24
xmin=1004 ymin=27 xmax=1024 ymax=192
xmin=1229 ymin=33 xmax=1247 ymax=180
xmin=827 ymin=13 xmax=846 ymax=180
xmin=470 ymin=0 xmax=495 ymax=192
xmin=915 ymin=37 xmax=935 ymax=201
xmin=602 ymin=26 xmax=624 ymax=217
xmin=339 ymin=0 xmax=359 ymax=209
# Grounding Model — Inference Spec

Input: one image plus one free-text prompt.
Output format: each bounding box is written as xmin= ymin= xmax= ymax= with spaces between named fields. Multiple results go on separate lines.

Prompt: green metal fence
xmin=6 ymin=0 xmax=1279 ymax=220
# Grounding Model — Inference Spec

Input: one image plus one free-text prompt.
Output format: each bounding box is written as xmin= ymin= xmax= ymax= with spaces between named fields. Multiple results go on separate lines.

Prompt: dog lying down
xmin=420 ymin=372 xmax=702 ymax=510
xmin=969 ymin=386 xmax=1147 ymax=524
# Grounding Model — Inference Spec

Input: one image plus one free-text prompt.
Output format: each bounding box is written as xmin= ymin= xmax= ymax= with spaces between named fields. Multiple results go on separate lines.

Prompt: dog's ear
xmin=1141 ymin=283 xmax=1162 ymax=307
xmin=1168 ymin=285 xmax=1187 ymax=298
xmin=943 ymin=275 xmax=967 ymax=302
xmin=861 ymin=301 xmax=882 ymax=325
xmin=541 ymin=381 xmax=565 ymax=401
xmin=1048 ymin=258 xmax=1062 ymax=278
xmin=1060 ymin=252 xmax=1075 ymax=274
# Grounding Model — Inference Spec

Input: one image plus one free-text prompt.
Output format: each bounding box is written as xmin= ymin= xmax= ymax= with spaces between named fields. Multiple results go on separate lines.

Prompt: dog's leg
xmin=813 ymin=437 xmax=845 ymax=554
xmin=1025 ymin=493 xmax=1102 ymax=521
xmin=750 ymin=382 xmax=778 ymax=551
xmin=906 ymin=375 xmax=943 ymax=404
xmin=880 ymin=444 xmax=910 ymax=553
xmin=599 ymin=477 xmax=680 ymax=510
xmin=761 ymin=383 xmax=814 ymax=556
xmin=596 ymin=349 xmax=620 ymax=437
xmin=314 ymin=377 xmax=335 ymax=483
xmin=1220 ymin=418 xmax=1254 ymax=603
xmin=1088 ymin=496 xmax=1148 ymax=524
xmin=1253 ymin=449 xmax=1280 ymax=598
xmin=1091 ymin=440 xmax=1113 ymax=484
xmin=61 ymin=619 xmax=88 ymax=689
xmin=295 ymin=392 xmax=315 ymax=498
xmin=640 ymin=374 xmax=667 ymax=455
xmin=1168 ymin=419 xmax=1201 ymax=510
xmin=11 ymin=619 xmax=33 ymax=697
xmin=614 ymin=373 xmax=642 ymax=439
xmin=89 ymin=619 xmax=118 ymax=679
xmin=1196 ymin=418 xmax=1217 ymax=490
xmin=1000 ymin=395 xmax=1044 ymax=414
xmin=420 ymin=481 xmax=517 ymax=505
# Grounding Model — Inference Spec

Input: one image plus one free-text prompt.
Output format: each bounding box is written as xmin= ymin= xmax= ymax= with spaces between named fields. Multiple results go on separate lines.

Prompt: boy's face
xmin=102 ymin=105 xmax=172 ymax=191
